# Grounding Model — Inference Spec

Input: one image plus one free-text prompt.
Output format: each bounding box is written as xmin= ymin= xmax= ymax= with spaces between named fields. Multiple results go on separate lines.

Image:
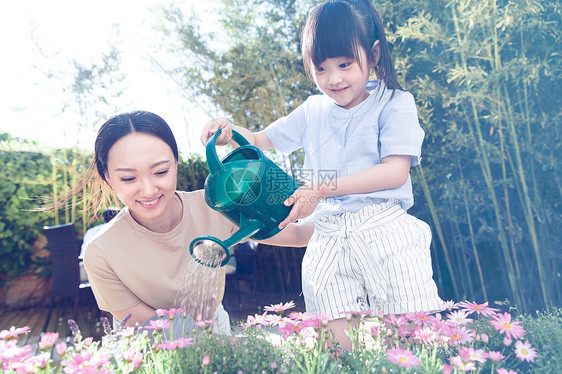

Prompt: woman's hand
xmin=200 ymin=117 xmax=233 ymax=146
xmin=278 ymin=185 xmax=323 ymax=229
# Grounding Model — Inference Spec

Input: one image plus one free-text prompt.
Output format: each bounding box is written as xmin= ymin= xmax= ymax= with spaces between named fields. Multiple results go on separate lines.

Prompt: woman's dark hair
xmin=95 ymin=110 xmax=179 ymax=182
xmin=42 ymin=111 xmax=179 ymax=220
xmin=301 ymin=0 xmax=402 ymax=91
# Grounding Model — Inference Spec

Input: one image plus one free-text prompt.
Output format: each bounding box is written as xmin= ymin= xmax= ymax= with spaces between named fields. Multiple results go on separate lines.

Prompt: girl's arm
xmin=256 ymin=219 xmax=314 ymax=248
xmin=200 ymin=117 xmax=274 ymax=151
xmin=278 ymin=155 xmax=412 ymax=228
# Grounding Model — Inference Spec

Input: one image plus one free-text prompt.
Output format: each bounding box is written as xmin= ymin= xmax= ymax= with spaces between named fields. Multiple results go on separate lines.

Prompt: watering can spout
xmin=189 ymin=218 xmax=263 ymax=268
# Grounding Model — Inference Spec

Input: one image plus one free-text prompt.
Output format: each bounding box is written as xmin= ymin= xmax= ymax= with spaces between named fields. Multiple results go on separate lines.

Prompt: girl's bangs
xmin=309 ymin=3 xmax=361 ymax=67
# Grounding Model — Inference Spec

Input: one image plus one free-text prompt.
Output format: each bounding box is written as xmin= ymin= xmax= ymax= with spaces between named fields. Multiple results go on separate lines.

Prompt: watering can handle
xmin=205 ymin=128 xmax=252 ymax=175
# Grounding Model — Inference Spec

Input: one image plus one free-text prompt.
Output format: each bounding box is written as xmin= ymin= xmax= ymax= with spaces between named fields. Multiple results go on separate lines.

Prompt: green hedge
xmin=0 ymin=133 xmax=209 ymax=286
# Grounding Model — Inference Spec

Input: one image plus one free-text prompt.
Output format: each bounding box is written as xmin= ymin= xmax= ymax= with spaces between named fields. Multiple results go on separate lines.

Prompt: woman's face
xmin=105 ymin=132 xmax=179 ymax=232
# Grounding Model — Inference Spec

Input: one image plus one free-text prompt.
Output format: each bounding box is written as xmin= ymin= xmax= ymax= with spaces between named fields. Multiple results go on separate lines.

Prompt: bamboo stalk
xmin=451 ymin=3 xmax=522 ymax=308
xmin=416 ymin=164 xmax=460 ymax=296
xmin=70 ymin=157 xmax=78 ymax=224
xmin=495 ymin=99 xmax=521 ymax=279
xmin=50 ymin=153 xmax=59 ymax=226
xmin=459 ymin=168 xmax=488 ymax=302
xmin=501 ymin=84 xmax=550 ymax=309
xmin=62 ymin=149 xmax=69 ymax=224
xmin=447 ymin=190 xmax=473 ymax=299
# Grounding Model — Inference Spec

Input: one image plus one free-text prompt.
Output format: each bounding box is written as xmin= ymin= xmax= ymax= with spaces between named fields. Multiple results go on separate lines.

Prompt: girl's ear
xmin=371 ymin=40 xmax=381 ymax=68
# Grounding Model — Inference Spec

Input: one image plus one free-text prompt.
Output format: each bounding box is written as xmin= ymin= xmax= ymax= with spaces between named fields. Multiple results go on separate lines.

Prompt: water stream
xmin=174 ymin=252 xmax=225 ymax=322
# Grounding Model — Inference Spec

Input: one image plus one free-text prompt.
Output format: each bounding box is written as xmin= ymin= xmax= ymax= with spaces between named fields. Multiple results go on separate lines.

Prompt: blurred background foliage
xmin=158 ymin=0 xmax=561 ymax=312
xmin=0 ymin=0 xmax=560 ymax=313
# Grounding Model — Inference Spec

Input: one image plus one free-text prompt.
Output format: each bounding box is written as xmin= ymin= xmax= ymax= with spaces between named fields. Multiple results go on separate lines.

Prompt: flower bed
xmin=1 ymin=301 xmax=561 ymax=373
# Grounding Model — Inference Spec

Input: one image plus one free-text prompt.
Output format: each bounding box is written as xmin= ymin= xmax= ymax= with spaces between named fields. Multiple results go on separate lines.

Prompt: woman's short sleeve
xmin=84 ymin=243 xmax=141 ymax=312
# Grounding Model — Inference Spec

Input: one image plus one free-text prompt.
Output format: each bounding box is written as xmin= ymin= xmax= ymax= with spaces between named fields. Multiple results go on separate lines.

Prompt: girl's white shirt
xmin=265 ymin=80 xmax=424 ymax=219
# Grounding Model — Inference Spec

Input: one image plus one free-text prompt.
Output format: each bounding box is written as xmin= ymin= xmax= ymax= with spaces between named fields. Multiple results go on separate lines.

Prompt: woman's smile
xmin=138 ymin=195 xmax=162 ymax=208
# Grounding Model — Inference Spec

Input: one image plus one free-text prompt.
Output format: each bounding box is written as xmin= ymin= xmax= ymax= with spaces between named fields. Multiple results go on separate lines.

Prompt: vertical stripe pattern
xmin=302 ymin=200 xmax=443 ymax=319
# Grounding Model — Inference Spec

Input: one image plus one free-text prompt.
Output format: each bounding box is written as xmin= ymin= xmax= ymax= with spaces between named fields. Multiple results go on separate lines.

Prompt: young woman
xmin=74 ymin=110 xmax=311 ymax=333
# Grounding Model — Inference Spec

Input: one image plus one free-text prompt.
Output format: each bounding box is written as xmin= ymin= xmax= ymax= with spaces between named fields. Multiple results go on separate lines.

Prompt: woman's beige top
xmin=84 ymin=190 xmax=236 ymax=317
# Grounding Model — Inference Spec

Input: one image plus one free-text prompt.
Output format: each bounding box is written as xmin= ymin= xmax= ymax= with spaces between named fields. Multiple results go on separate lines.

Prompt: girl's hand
xmin=278 ymin=185 xmax=323 ymax=229
xmin=201 ymin=117 xmax=233 ymax=146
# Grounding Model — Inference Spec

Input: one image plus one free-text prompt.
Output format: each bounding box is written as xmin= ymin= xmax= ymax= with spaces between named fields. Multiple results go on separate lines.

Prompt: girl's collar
xmin=330 ymin=84 xmax=379 ymax=119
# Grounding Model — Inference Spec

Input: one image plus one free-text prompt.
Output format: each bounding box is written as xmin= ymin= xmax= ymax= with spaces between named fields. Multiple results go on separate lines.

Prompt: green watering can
xmin=189 ymin=129 xmax=300 ymax=267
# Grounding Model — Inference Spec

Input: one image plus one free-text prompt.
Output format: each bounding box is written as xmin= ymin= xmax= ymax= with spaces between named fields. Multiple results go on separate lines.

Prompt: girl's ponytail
xmin=350 ymin=0 xmax=402 ymax=91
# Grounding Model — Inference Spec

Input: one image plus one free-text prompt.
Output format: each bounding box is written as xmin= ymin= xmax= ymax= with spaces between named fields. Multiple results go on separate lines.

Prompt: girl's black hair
xmin=301 ymin=0 xmax=402 ymax=91
xmin=94 ymin=110 xmax=179 ymax=182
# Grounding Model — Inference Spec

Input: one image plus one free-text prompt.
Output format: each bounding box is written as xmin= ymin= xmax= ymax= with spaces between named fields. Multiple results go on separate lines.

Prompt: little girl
xmin=202 ymin=0 xmax=443 ymax=349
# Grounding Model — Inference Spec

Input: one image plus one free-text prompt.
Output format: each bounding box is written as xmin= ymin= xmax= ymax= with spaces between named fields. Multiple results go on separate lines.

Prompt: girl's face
xmin=105 ymin=132 xmax=180 ymax=232
xmin=311 ymin=46 xmax=375 ymax=110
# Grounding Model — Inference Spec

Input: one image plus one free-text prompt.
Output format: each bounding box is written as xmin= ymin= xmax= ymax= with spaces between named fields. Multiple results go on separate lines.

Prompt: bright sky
xmin=0 ymin=0 xmax=220 ymax=156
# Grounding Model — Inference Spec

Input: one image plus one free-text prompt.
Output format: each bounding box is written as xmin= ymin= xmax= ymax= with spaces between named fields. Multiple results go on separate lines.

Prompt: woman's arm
xmin=113 ymin=301 xmax=158 ymax=327
xmin=278 ymin=155 xmax=412 ymax=228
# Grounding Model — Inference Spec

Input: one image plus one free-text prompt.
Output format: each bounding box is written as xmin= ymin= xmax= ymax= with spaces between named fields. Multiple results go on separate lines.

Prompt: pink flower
xmin=117 ymin=327 xmax=135 ymax=338
xmin=397 ymin=326 xmax=413 ymax=338
xmin=342 ymin=309 xmax=371 ymax=316
xmin=195 ymin=319 xmax=217 ymax=329
xmin=442 ymin=363 xmax=453 ymax=374
xmin=449 ymin=355 xmax=477 ymax=371
xmin=441 ymin=300 xmax=458 ymax=310
xmin=386 ymin=347 xmax=421 ymax=369
xmin=122 ymin=348 xmax=143 ymax=369
xmin=444 ymin=325 xmax=475 ymax=345
xmin=496 ymin=369 xmax=517 ymax=374
xmin=158 ymin=337 xmax=195 ymax=350
xmin=39 ymin=332 xmax=59 ymax=350
xmin=287 ymin=311 xmax=309 ymax=321
xmin=383 ymin=314 xmax=409 ymax=327
xmin=487 ymin=351 xmax=505 ymax=362
xmin=412 ymin=326 xmax=439 ymax=345
xmin=405 ymin=311 xmax=432 ymax=326
xmin=144 ymin=319 xmax=170 ymax=331
xmin=61 ymin=350 xmax=112 ymax=374
xmin=457 ymin=301 xmax=498 ymax=317
xmin=155 ymin=309 xmax=168 ymax=317
xmin=202 ymin=354 xmax=210 ymax=367
xmin=130 ymin=352 xmax=143 ymax=370
xmin=264 ymin=301 xmax=296 ymax=314
xmin=514 ymin=340 xmax=537 ymax=363
xmin=490 ymin=313 xmax=526 ymax=340
xmin=83 ymin=337 xmax=94 ymax=346
xmin=56 ymin=341 xmax=68 ymax=357
xmin=157 ymin=308 xmax=184 ymax=320
xmin=243 ymin=312 xmax=270 ymax=328
xmin=446 ymin=310 xmax=473 ymax=326
xmin=0 ymin=326 xmax=31 ymax=340
xmin=265 ymin=314 xmax=288 ymax=326
xmin=0 ymin=339 xmax=33 ymax=364
xmin=278 ymin=321 xmax=304 ymax=338
xmin=458 ymin=347 xmax=487 ymax=364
